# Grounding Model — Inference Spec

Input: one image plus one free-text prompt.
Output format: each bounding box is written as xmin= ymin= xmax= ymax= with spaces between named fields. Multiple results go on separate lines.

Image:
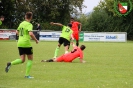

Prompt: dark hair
xmin=71 ymin=17 xmax=74 ymax=20
xmin=0 ymin=16 xmax=4 ymax=18
xmin=67 ymin=23 xmax=72 ymax=27
xmin=25 ymin=12 xmax=33 ymax=19
xmin=80 ymin=45 xmax=86 ymax=50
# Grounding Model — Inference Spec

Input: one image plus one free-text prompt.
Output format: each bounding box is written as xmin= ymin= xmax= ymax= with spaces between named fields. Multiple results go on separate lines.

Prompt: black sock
xmin=46 ymin=59 xmax=54 ymax=62
xmin=76 ymin=42 xmax=79 ymax=46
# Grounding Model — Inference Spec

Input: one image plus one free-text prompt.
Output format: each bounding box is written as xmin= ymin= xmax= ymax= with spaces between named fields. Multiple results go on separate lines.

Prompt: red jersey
xmin=63 ymin=46 xmax=83 ymax=62
xmin=71 ymin=22 xmax=80 ymax=32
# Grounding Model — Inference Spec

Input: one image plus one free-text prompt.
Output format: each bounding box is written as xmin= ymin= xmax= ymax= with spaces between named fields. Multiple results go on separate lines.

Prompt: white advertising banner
xmin=0 ymin=30 xmax=16 ymax=40
xmin=105 ymin=33 xmax=126 ymax=42
xmin=84 ymin=32 xmax=127 ymax=42
xmin=40 ymin=32 xmax=61 ymax=41
xmin=84 ymin=33 xmax=105 ymax=41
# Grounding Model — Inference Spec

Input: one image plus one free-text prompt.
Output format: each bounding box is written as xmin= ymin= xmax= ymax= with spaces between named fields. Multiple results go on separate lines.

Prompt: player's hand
xmin=70 ymin=34 xmax=74 ymax=42
xmin=50 ymin=22 xmax=54 ymax=25
xmin=79 ymin=29 xmax=81 ymax=32
xmin=71 ymin=39 xmax=74 ymax=44
xmin=35 ymin=40 xmax=39 ymax=44
xmin=71 ymin=41 xmax=73 ymax=45
xmin=82 ymin=60 xmax=86 ymax=63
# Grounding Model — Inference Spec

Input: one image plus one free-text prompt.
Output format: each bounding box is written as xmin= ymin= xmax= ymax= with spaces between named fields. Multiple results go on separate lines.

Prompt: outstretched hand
xmin=79 ymin=29 xmax=81 ymax=32
xmin=50 ymin=22 xmax=54 ymax=25
xmin=82 ymin=60 xmax=86 ymax=63
xmin=35 ymin=40 xmax=39 ymax=44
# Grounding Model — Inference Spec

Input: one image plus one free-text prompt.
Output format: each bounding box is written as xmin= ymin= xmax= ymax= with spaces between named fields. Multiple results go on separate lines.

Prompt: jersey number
xmin=20 ymin=28 xmax=24 ymax=36
xmin=65 ymin=28 xmax=70 ymax=32
xmin=71 ymin=49 xmax=77 ymax=53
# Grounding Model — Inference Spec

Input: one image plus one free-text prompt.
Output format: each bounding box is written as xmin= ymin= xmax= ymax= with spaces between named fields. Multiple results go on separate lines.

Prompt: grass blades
xmin=0 ymin=41 xmax=133 ymax=88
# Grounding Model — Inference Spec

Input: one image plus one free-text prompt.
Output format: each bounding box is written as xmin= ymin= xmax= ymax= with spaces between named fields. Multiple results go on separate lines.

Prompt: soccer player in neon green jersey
xmin=5 ymin=12 xmax=39 ymax=79
xmin=50 ymin=22 xmax=74 ymax=59
xmin=0 ymin=16 xmax=4 ymax=26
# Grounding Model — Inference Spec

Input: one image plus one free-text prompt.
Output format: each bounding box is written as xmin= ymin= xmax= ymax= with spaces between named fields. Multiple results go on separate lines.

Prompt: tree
xmin=0 ymin=0 xmax=85 ymax=30
xmin=84 ymin=0 xmax=133 ymax=39
xmin=0 ymin=0 xmax=15 ymax=28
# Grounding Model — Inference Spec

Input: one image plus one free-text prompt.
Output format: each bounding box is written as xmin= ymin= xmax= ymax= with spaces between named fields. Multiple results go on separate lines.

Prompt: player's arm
xmin=79 ymin=58 xmax=86 ymax=63
xmin=29 ymin=31 xmax=38 ymax=44
xmin=16 ymin=30 xmax=19 ymax=36
xmin=0 ymin=20 xmax=2 ymax=25
xmin=71 ymin=34 xmax=74 ymax=41
xmin=79 ymin=23 xmax=82 ymax=32
xmin=79 ymin=52 xmax=86 ymax=63
xmin=50 ymin=22 xmax=63 ymax=27
xmin=70 ymin=32 xmax=74 ymax=42
xmin=71 ymin=41 xmax=76 ymax=48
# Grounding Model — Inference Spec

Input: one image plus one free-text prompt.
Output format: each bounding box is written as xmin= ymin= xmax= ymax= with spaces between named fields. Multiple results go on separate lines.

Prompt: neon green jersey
xmin=17 ymin=21 xmax=33 ymax=47
xmin=0 ymin=20 xmax=2 ymax=25
xmin=60 ymin=26 xmax=73 ymax=41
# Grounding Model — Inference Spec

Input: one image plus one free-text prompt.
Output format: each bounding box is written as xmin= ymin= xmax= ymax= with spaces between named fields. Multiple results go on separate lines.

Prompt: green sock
xmin=25 ymin=60 xmax=33 ymax=76
xmin=53 ymin=46 xmax=60 ymax=58
xmin=11 ymin=59 xmax=22 ymax=65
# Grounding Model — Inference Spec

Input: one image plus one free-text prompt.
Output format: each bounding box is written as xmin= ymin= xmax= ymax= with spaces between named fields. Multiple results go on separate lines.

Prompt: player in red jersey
xmin=70 ymin=18 xmax=82 ymax=46
xmin=41 ymin=43 xmax=86 ymax=63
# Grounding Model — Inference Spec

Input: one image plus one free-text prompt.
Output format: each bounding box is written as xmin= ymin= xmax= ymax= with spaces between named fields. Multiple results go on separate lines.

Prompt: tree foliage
xmin=0 ymin=0 xmax=84 ymax=29
xmin=84 ymin=0 xmax=133 ymax=39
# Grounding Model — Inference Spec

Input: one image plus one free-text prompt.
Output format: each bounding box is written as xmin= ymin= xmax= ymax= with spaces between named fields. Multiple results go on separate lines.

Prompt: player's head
xmin=0 ymin=16 xmax=4 ymax=21
xmin=37 ymin=24 xmax=40 ymax=26
xmin=67 ymin=23 xmax=72 ymax=28
xmin=80 ymin=45 xmax=86 ymax=51
xmin=70 ymin=17 xmax=75 ymax=23
xmin=25 ymin=12 xmax=33 ymax=20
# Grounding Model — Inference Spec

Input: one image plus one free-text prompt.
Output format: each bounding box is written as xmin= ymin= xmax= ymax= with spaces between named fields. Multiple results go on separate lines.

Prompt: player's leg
xmin=53 ymin=37 xmax=63 ymax=58
xmin=68 ymin=38 xmax=71 ymax=49
xmin=11 ymin=47 xmax=25 ymax=65
xmin=41 ymin=59 xmax=54 ymax=62
xmin=76 ymin=40 xmax=79 ymax=46
xmin=75 ymin=33 xmax=79 ymax=46
xmin=41 ymin=55 xmax=64 ymax=62
xmin=5 ymin=47 xmax=25 ymax=73
xmin=72 ymin=32 xmax=79 ymax=46
xmin=64 ymin=46 xmax=69 ymax=54
xmin=25 ymin=47 xmax=34 ymax=78
xmin=64 ymin=39 xmax=70 ymax=54
xmin=62 ymin=55 xmax=73 ymax=62
xmin=53 ymin=44 xmax=61 ymax=58
xmin=54 ymin=55 xmax=64 ymax=62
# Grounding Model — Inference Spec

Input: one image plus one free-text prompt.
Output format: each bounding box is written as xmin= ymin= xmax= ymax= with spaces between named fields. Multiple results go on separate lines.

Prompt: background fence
xmin=0 ymin=29 xmax=127 ymax=42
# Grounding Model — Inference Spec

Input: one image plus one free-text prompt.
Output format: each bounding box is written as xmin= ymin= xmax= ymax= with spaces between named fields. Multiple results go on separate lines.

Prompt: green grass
xmin=0 ymin=40 xmax=133 ymax=88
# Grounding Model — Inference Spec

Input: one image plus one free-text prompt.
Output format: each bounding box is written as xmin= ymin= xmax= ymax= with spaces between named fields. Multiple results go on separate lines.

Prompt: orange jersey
xmin=72 ymin=32 xmax=79 ymax=40
xmin=71 ymin=22 xmax=80 ymax=32
xmin=56 ymin=46 xmax=83 ymax=62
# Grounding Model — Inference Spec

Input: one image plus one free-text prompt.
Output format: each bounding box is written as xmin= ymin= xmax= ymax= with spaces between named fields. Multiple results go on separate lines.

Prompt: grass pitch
xmin=0 ymin=40 xmax=133 ymax=88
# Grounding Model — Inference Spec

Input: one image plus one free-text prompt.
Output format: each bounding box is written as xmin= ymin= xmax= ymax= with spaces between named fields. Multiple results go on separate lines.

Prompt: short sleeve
xmin=62 ymin=25 xmax=65 ymax=30
xmin=0 ymin=20 xmax=2 ymax=25
xmin=79 ymin=48 xmax=83 ymax=59
xmin=71 ymin=30 xmax=73 ymax=34
xmin=27 ymin=24 xmax=33 ymax=31
xmin=80 ymin=52 xmax=83 ymax=59
xmin=75 ymin=22 xmax=80 ymax=25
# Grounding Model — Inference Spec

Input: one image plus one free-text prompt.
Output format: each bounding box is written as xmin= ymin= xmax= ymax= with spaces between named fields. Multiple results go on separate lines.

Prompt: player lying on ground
xmin=50 ymin=22 xmax=74 ymax=58
xmin=41 ymin=43 xmax=86 ymax=63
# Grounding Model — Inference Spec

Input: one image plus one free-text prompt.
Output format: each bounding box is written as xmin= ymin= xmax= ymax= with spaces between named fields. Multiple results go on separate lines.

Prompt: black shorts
xmin=18 ymin=47 xmax=33 ymax=55
xmin=58 ymin=37 xmax=70 ymax=46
